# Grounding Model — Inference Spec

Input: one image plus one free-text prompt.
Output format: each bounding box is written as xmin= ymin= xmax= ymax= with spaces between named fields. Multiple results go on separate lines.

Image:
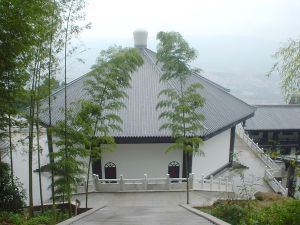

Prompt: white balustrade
xmin=236 ymin=124 xmax=288 ymax=196
xmin=76 ymin=172 xmax=234 ymax=193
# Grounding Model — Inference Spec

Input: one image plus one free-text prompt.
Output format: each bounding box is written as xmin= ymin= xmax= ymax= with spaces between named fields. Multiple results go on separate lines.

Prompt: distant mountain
xmin=186 ymin=36 xmax=285 ymax=104
xmin=203 ymin=71 xmax=283 ymax=105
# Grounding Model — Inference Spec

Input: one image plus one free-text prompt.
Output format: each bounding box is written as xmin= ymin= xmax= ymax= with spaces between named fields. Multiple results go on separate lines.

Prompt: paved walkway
xmin=69 ymin=192 xmax=225 ymax=225
xmin=71 ymin=205 xmax=213 ymax=225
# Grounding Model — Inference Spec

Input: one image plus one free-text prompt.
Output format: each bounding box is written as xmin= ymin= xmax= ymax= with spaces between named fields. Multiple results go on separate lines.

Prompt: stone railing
xmin=236 ymin=124 xmax=288 ymax=196
xmin=194 ymin=175 xmax=233 ymax=192
xmin=76 ymin=178 xmax=95 ymax=193
xmin=236 ymin=125 xmax=280 ymax=171
xmin=74 ymin=173 xmax=234 ymax=193
xmin=264 ymin=167 xmax=288 ymax=195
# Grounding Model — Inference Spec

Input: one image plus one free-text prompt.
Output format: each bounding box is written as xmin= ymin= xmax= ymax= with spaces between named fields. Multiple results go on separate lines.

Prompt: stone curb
xmin=179 ymin=204 xmax=231 ymax=225
xmin=56 ymin=205 xmax=106 ymax=225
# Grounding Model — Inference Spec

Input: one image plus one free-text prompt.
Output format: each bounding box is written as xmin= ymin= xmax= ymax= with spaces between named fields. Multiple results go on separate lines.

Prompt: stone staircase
xmin=216 ymin=125 xmax=287 ymax=197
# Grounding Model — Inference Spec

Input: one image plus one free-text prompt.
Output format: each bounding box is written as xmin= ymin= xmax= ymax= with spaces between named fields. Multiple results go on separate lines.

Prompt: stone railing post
xmin=189 ymin=173 xmax=194 ymax=190
xmin=144 ymin=174 xmax=148 ymax=190
xmin=210 ymin=175 xmax=213 ymax=191
xmin=93 ymin=174 xmax=99 ymax=191
xmin=225 ymin=178 xmax=229 ymax=192
xmin=201 ymin=174 xmax=204 ymax=190
xmin=166 ymin=174 xmax=170 ymax=190
xmin=120 ymin=174 xmax=124 ymax=191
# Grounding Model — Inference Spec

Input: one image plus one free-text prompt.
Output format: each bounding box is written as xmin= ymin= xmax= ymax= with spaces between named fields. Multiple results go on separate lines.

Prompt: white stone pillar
xmin=120 ymin=174 xmax=124 ymax=191
xmin=189 ymin=173 xmax=194 ymax=190
xmin=166 ymin=174 xmax=170 ymax=190
xmin=210 ymin=175 xmax=214 ymax=191
xmin=201 ymin=174 xmax=204 ymax=190
xmin=144 ymin=174 xmax=148 ymax=190
xmin=225 ymin=178 xmax=229 ymax=192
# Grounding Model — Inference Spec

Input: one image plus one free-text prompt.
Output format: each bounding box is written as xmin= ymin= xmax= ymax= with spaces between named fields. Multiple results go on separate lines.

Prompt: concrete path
xmin=71 ymin=205 xmax=213 ymax=225
xmin=216 ymin=135 xmax=273 ymax=196
xmin=68 ymin=191 xmax=227 ymax=225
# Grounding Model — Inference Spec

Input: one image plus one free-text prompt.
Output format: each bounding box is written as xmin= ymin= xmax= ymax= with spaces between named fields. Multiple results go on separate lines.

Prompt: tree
xmin=59 ymin=0 xmax=89 ymax=216
xmin=0 ymin=0 xmax=64 ymax=216
xmin=155 ymin=31 xmax=205 ymax=204
xmin=268 ymin=36 xmax=300 ymax=196
xmin=0 ymin=0 xmax=57 ymax=131
xmin=268 ymin=36 xmax=300 ymax=102
xmin=51 ymin=111 xmax=87 ymax=217
xmin=77 ymin=46 xmax=143 ymax=208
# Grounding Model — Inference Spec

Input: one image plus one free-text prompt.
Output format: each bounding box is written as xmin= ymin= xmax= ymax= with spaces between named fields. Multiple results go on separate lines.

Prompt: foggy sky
xmin=63 ymin=0 xmax=300 ymax=104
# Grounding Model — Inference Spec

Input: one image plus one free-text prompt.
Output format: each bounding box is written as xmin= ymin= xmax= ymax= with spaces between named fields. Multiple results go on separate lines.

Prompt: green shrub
xmin=0 ymin=212 xmax=23 ymax=224
xmin=23 ymin=215 xmax=52 ymax=225
xmin=253 ymin=199 xmax=300 ymax=225
xmin=210 ymin=200 xmax=247 ymax=225
xmin=208 ymin=199 xmax=300 ymax=225
xmin=8 ymin=212 xmax=23 ymax=224
xmin=0 ymin=162 xmax=25 ymax=212
xmin=254 ymin=191 xmax=284 ymax=201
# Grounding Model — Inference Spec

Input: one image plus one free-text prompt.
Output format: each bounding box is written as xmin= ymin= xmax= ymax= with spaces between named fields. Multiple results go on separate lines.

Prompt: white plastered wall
xmin=192 ymin=128 xmax=231 ymax=178
xmin=3 ymin=128 xmax=52 ymax=205
xmin=101 ymin=143 xmax=182 ymax=179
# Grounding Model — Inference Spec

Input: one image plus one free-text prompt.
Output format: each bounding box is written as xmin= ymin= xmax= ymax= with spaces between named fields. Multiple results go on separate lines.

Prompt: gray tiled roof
xmin=39 ymin=48 xmax=254 ymax=140
xmin=244 ymin=105 xmax=300 ymax=131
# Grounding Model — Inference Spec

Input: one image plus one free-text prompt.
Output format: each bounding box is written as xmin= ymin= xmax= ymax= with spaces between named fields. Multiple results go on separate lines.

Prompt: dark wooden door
xmin=168 ymin=161 xmax=180 ymax=178
xmin=104 ymin=162 xmax=116 ymax=179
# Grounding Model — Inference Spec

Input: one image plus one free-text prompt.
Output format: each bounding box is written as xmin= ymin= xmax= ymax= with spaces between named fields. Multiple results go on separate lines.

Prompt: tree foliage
xmin=0 ymin=0 xmax=61 ymax=121
xmin=268 ymin=37 xmax=300 ymax=102
xmin=51 ymin=112 xmax=87 ymax=204
xmin=0 ymin=0 xmax=89 ymax=216
xmin=80 ymin=46 xmax=143 ymax=207
xmin=156 ymin=31 xmax=205 ymax=156
xmin=156 ymin=31 xmax=205 ymax=204
xmin=0 ymin=162 xmax=25 ymax=212
xmin=268 ymin=36 xmax=300 ymax=197
xmin=50 ymin=46 xmax=143 ymax=209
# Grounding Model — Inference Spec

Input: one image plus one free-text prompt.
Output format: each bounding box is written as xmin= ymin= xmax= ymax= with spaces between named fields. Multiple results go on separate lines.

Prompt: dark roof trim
xmin=203 ymin=112 xmax=254 ymax=141
xmin=115 ymin=136 xmax=174 ymax=144
xmin=254 ymin=104 xmax=300 ymax=108
xmin=205 ymin=162 xmax=232 ymax=179
xmin=41 ymin=112 xmax=254 ymax=144
xmin=245 ymin=128 xmax=300 ymax=132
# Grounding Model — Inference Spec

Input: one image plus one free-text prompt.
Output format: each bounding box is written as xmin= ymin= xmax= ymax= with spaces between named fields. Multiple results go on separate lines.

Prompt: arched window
xmin=104 ymin=162 xmax=116 ymax=179
xmin=168 ymin=161 xmax=180 ymax=178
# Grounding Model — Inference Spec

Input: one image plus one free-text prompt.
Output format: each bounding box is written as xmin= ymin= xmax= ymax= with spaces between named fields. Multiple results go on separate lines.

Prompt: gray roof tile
xmin=244 ymin=105 xmax=300 ymax=131
xmin=39 ymin=48 xmax=255 ymax=139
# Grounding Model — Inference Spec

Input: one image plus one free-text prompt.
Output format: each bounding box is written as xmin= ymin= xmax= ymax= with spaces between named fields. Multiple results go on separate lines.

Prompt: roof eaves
xmin=203 ymin=111 xmax=255 ymax=141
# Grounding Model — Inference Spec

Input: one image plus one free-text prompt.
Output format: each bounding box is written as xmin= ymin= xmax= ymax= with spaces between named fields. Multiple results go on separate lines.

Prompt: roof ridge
xmin=143 ymin=48 xmax=255 ymax=123
xmin=193 ymin=73 xmax=230 ymax=92
xmin=197 ymin=74 xmax=255 ymax=111
xmin=39 ymin=73 xmax=89 ymax=105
